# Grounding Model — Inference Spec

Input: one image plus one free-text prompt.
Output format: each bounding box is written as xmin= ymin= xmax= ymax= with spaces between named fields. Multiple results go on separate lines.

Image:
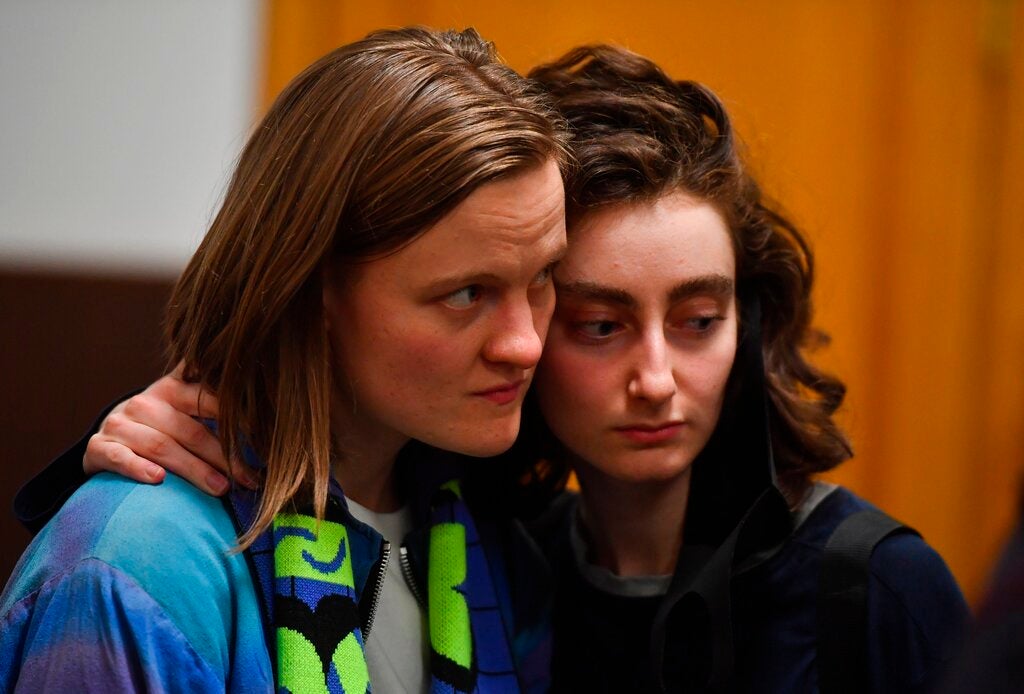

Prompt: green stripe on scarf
xmin=429 ymin=522 xmax=472 ymax=669
xmin=271 ymin=480 xmax=518 ymax=693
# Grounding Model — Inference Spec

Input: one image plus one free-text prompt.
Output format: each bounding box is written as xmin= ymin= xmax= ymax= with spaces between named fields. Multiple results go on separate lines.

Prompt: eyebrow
xmin=555 ymin=280 xmax=638 ymax=308
xmin=668 ymin=274 xmax=734 ymax=303
xmin=555 ymin=274 xmax=734 ymax=308
xmin=425 ymin=240 xmax=568 ymax=294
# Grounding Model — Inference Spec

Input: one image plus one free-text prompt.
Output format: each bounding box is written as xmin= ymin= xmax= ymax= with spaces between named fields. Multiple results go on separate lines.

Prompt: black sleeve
xmin=14 ymin=392 xmax=140 ymax=534
xmin=865 ymin=532 xmax=971 ymax=694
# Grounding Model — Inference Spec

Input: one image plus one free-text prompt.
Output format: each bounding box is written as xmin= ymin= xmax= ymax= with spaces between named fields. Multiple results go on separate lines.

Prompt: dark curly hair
xmin=525 ymin=45 xmax=852 ymax=500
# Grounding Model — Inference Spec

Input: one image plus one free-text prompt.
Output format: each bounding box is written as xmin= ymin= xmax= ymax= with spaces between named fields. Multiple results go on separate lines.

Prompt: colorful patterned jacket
xmin=1 ymin=450 xmax=554 ymax=693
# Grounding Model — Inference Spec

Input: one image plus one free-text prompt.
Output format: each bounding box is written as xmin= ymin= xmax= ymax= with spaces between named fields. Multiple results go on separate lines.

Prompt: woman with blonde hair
xmin=2 ymin=27 xmax=568 ymax=693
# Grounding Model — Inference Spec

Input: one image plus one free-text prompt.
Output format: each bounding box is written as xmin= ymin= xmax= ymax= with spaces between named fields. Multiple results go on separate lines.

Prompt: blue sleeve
xmin=866 ymin=533 xmax=970 ymax=694
xmin=1 ymin=558 xmax=224 ymax=693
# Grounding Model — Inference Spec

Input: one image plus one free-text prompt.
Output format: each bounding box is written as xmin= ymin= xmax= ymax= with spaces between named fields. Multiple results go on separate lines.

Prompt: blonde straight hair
xmin=165 ymin=27 xmax=568 ymax=547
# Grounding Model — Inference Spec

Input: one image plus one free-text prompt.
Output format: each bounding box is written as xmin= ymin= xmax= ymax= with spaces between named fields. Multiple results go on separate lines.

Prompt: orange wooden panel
xmin=259 ymin=0 xmax=1024 ymax=602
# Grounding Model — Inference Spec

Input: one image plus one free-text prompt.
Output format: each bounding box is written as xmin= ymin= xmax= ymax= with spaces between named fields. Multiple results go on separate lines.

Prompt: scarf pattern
xmin=274 ymin=512 xmax=369 ymax=694
xmin=427 ymin=480 xmax=518 ymax=693
xmin=270 ymin=480 xmax=518 ymax=694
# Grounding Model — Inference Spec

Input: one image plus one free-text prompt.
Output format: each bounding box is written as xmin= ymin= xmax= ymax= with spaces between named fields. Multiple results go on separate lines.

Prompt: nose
xmin=628 ymin=329 xmax=676 ymax=404
xmin=482 ymin=295 xmax=545 ymax=369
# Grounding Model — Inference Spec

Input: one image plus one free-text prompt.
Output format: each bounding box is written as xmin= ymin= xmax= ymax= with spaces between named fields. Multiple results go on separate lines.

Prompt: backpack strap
xmin=817 ymin=509 xmax=919 ymax=694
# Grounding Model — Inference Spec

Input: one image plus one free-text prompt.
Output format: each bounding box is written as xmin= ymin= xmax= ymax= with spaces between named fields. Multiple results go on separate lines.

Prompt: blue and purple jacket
xmin=1 ymin=463 xmax=553 ymax=692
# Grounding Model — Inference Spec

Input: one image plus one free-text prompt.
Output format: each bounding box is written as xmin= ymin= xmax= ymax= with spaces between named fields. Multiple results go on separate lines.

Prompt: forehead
xmin=348 ymin=159 xmax=566 ymax=286
xmin=424 ymin=158 xmax=566 ymax=253
xmin=561 ymin=192 xmax=735 ymax=284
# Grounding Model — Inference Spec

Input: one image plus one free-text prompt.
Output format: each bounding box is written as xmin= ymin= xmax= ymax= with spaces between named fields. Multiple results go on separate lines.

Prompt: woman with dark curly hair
xmin=522 ymin=46 xmax=968 ymax=692
xmin=12 ymin=41 xmax=967 ymax=693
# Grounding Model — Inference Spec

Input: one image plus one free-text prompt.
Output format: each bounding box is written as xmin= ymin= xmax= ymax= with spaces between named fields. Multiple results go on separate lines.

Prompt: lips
xmin=614 ymin=422 xmax=685 ymax=445
xmin=473 ymin=379 xmax=525 ymax=406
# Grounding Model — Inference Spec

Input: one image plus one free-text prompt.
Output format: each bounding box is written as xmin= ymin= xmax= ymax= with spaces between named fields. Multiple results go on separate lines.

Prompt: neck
xmin=574 ymin=464 xmax=692 ymax=577
xmin=329 ymin=391 xmax=409 ymax=513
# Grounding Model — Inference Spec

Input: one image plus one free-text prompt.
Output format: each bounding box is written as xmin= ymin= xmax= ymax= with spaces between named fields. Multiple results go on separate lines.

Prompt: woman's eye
xmin=575 ymin=320 xmax=622 ymax=340
xmin=683 ymin=315 xmax=723 ymax=333
xmin=443 ymin=285 xmax=482 ymax=309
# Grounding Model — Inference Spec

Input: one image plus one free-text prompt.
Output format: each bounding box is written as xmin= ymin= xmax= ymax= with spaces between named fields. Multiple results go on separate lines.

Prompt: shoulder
xmin=2 ymin=473 xmax=261 ymax=683
xmin=5 ymin=472 xmax=241 ymax=602
xmin=804 ymin=487 xmax=965 ymax=605
xmin=855 ymin=504 xmax=969 ymax=673
xmin=796 ymin=486 xmax=967 ymax=627
xmin=804 ymin=486 xmax=969 ymax=690
xmin=88 ymin=472 xmax=242 ymax=583
xmin=788 ymin=484 xmax=879 ymax=547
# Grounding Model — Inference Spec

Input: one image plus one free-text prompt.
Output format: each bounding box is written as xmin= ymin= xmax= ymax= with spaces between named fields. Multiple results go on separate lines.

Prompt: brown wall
xmin=0 ymin=269 xmax=172 ymax=580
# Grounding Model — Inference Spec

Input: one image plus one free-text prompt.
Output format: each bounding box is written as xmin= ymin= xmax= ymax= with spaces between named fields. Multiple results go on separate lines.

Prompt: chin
xmin=454 ymin=433 xmax=519 ymax=458
xmin=433 ymin=412 xmax=522 ymax=458
xmin=588 ymin=449 xmax=697 ymax=486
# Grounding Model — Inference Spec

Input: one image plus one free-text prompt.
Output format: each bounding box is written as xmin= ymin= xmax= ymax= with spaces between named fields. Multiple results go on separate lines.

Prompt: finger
xmin=117 ymin=399 xmax=228 ymax=473
xmin=173 ymin=413 xmax=259 ymax=490
xmin=100 ymin=419 xmax=232 ymax=497
xmin=113 ymin=395 xmax=259 ymax=490
xmin=149 ymin=375 xmax=220 ymax=420
xmin=225 ymin=459 xmax=261 ymax=490
xmin=84 ymin=436 xmax=166 ymax=484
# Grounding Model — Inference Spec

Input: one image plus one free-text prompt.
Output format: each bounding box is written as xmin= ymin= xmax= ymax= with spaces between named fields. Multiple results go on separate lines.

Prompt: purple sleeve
xmin=1 ymin=557 xmax=223 ymax=693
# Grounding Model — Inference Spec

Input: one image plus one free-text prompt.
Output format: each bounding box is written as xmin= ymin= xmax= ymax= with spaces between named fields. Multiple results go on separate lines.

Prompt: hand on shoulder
xmin=84 ymin=365 xmax=258 ymax=495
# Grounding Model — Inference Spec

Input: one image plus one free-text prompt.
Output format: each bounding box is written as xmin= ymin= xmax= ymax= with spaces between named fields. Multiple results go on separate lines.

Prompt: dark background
xmin=1 ymin=269 xmax=172 ymax=581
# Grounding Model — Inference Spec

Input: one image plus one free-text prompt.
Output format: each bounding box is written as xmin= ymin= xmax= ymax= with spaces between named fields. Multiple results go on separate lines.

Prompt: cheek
xmin=680 ymin=333 xmax=738 ymax=416
xmin=341 ymin=302 xmax=470 ymax=398
xmin=535 ymin=338 xmax=618 ymax=421
xmin=380 ymin=328 xmax=472 ymax=393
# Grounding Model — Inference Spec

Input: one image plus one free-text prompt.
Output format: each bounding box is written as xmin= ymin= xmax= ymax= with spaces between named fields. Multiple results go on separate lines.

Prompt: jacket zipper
xmin=362 ymin=539 xmax=390 ymax=639
xmin=399 ymin=544 xmax=426 ymax=608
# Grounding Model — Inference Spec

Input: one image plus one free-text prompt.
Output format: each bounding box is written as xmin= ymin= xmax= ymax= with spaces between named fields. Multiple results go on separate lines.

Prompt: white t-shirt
xmin=346 ymin=498 xmax=430 ymax=694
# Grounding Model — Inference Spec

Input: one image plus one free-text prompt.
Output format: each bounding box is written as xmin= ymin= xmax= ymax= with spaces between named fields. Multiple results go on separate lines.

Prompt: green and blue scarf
xmin=269 ymin=480 xmax=518 ymax=694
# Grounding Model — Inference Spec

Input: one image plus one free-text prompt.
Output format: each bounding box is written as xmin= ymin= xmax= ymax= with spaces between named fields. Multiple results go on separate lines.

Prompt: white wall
xmin=0 ymin=1 xmax=262 ymax=276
